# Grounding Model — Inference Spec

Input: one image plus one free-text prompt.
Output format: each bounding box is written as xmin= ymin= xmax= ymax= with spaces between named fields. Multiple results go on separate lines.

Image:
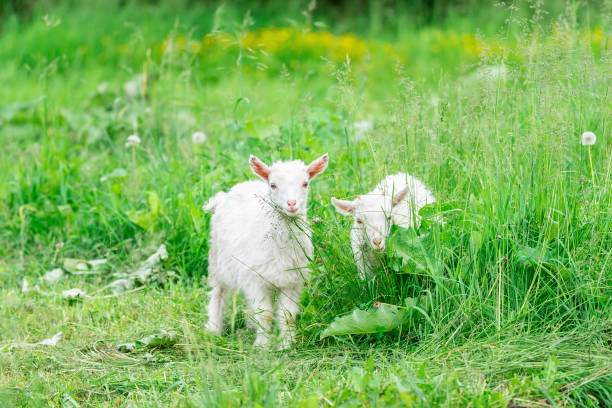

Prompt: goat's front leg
xmin=276 ymin=286 xmax=302 ymax=350
xmin=353 ymin=247 xmax=369 ymax=280
xmin=244 ymin=285 xmax=273 ymax=347
xmin=205 ymin=285 xmax=228 ymax=335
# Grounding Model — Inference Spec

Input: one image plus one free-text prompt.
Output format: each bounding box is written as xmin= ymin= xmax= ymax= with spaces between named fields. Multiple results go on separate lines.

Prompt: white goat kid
xmin=331 ymin=173 xmax=436 ymax=279
xmin=204 ymin=154 xmax=328 ymax=349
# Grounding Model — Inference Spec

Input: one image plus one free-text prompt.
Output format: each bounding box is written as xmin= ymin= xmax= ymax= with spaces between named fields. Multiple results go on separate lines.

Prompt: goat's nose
xmin=287 ymin=200 xmax=297 ymax=207
xmin=372 ymin=237 xmax=382 ymax=246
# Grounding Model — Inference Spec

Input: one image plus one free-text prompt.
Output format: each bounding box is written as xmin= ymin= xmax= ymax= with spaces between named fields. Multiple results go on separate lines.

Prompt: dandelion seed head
xmin=97 ymin=82 xmax=109 ymax=94
xmin=581 ymin=131 xmax=596 ymax=146
xmin=123 ymin=74 xmax=144 ymax=99
xmin=354 ymin=120 xmax=373 ymax=133
xmin=125 ymin=134 xmax=141 ymax=148
xmin=353 ymin=120 xmax=374 ymax=139
xmin=192 ymin=131 xmax=207 ymax=144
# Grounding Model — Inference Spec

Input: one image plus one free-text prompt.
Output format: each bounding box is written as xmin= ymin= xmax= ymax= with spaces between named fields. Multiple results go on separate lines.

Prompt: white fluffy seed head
xmin=192 ymin=131 xmax=206 ymax=144
xmin=581 ymin=131 xmax=596 ymax=146
xmin=125 ymin=134 xmax=141 ymax=148
xmin=250 ymin=154 xmax=328 ymax=217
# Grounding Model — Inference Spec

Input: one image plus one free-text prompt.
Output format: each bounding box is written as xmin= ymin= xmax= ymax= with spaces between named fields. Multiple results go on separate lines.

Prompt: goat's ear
xmin=392 ymin=185 xmax=410 ymax=207
xmin=331 ymin=197 xmax=355 ymax=215
xmin=307 ymin=153 xmax=328 ymax=180
xmin=249 ymin=155 xmax=270 ymax=181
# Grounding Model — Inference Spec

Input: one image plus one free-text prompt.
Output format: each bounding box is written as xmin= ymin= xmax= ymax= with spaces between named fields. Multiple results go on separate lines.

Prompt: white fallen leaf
xmin=36 ymin=331 xmax=63 ymax=346
xmin=63 ymin=258 xmax=107 ymax=275
xmin=63 ymin=259 xmax=90 ymax=273
xmin=142 ymin=244 xmax=168 ymax=269
xmin=42 ymin=268 xmax=64 ymax=284
xmin=133 ymin=268 xmax=152 ymax=284
xmin=62 ymin=288 xmax=86 ymax=300
xmin=88 ymin=259 xmax=108 ymax=268
xmin=1 ymin=331 xmax=63 ymax=351
xmin=141 ymin=352 xmax=157 ymax=362
xmin=21 ymin=278 xmax=52 ymax=297
xmin=117 ymin=342 xmax=136 ymax=353
xmin=22 ymin=278 xmax=30 ymax=293
xmin=108 ymin=278 xmax=135 ymax=294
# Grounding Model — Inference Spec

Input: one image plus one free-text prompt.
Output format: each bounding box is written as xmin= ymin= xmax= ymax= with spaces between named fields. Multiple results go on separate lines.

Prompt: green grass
xmin=1 ymin=1 xmax=611 ymax=406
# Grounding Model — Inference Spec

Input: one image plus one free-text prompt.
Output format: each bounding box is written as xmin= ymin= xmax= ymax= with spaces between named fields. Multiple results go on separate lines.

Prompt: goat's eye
xmin=356 ymin=219 xmax=364 ymax=225
xmin=270 ymin=183 xmax=277 ymax=190
xmin=302 ymin=181 xmax=308 ymax=188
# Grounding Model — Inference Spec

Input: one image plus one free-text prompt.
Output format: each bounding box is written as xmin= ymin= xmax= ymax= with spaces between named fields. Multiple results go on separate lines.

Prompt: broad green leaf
xmin=138 ymin=330 xmax=177 ymax=348
xmin=127 ymin=209 xmax=154 ymax=230
xmin=320 ymin=304 xmax=407 ymax=339
xmin=147 ymin=191 xmax=162 ymax=214
xmin=0 ymin=96 xmax=45 ymax=123
xmin=391 ymin=229 xmax=441 ymax=274
xmin=515 ymin=245 xmax=561 ymax=267
xmin=470 ymin=231 xmax=483 ymax=251
xmin=116 ymin=330 xmax=177 ymax=353
xmin=127 ymin=192 xmax=162 ymax=230
xmin=116 ymin=342 xmax=136 ymax=353
xmin=418 ymin=201 xmax=461 ymax=219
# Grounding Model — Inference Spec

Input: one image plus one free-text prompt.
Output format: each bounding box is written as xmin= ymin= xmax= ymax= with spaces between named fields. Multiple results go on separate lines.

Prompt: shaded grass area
xmin=0 ymin=1 xmax=611 ymax=406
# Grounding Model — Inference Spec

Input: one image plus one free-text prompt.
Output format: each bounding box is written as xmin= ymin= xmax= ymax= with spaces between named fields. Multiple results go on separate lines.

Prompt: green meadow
xmin=0 ymin=0 xmax=610 ymax=406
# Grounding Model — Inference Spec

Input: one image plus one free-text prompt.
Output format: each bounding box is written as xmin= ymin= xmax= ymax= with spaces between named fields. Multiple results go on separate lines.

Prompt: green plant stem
xmin=588 ymin=146 xmax=596 ymax=187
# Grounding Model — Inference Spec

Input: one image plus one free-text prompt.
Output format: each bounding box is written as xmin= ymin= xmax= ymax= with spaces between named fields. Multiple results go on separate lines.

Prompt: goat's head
xmin=250 ymin=153 xmax=328 ymax=217
xmin=331 ymin=186 xmax=409 ymax=252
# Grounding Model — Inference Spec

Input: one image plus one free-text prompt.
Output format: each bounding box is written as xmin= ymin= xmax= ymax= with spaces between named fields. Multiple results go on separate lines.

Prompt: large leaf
xmin=515 ymin=244 xmax=562 ymax=267
xmin=127 ymin=191 xmax=162 ymax=230
xmin=116 ymin=329 xmax=177 ymax=353
xmin=62 ymin=258 xmax=107 ymax=274
xmin=0 ymin=96 xmax=45 ymax=123
xmin=391 ymin=229 xmax=441 ymax=274
xmin=320 ymin=304 xmax=407 ymax=339
xmin=418 ymin=201 xmax=461 ymax=219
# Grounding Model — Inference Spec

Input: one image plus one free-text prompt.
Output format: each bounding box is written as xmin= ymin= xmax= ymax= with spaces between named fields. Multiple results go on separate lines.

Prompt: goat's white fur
xmin=332 ymin=173 xmax=436 ymax=279
xmin=204 ymin=154 xmax=328 ymax=349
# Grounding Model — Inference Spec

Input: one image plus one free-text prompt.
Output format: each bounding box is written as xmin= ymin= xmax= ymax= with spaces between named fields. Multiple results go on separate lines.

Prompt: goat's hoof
xmin=277 ymin=337 xmax=294 ymax=351
xmin=253 ymin=336 xmax=270 ymax=348
xmin=204 ymin=322 xmax=222 ymax=336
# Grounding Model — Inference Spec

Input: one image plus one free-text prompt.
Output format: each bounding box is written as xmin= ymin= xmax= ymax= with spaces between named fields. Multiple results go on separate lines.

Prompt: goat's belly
xmin=257 ymin=256 xmax=309 ymax=288
xmin=216 ymin=250 xmax=309 ymax=289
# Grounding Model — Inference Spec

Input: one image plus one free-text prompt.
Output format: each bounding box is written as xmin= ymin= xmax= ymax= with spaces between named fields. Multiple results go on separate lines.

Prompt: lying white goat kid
xmin=204 ymin=153 xmax=328 ymax=348
xmin=331 ymin=173 xmax=436 ymax=279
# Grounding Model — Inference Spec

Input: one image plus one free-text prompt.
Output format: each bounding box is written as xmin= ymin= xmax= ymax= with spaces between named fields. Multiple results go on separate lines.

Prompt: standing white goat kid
xmin=331 ymin=173 xmax=435 ymax=279
xmin=204 ymin=153 xmax=329 ymax=348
